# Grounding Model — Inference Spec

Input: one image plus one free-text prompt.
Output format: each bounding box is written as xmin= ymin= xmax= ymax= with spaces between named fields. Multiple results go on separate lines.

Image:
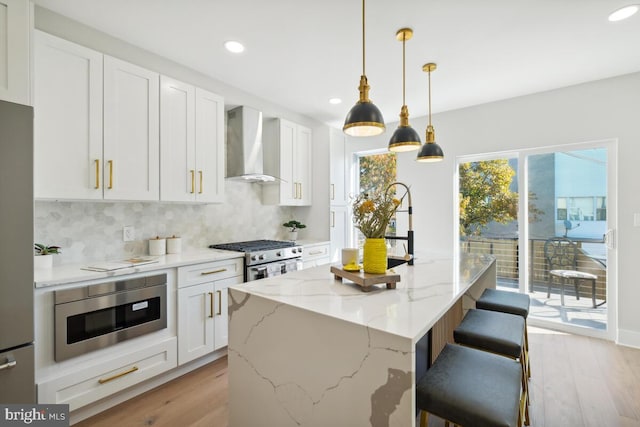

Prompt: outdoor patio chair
xmin=543 ymin=237 xmax=598 ymax=308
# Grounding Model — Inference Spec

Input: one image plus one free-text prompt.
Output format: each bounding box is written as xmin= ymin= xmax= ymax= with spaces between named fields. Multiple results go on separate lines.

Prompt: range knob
xmin=251 ymin=255 xmax=258 ymax=261
xmin=276 ymin=251 xmax=282 ymax=257
xmin=259 ymin=254 xmax=266 ymax=260
xmin=292 ymin=248 xmax=298 ymax=254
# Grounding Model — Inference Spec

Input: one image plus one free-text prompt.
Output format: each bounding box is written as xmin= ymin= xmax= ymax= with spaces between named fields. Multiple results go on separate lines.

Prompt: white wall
xmin=346 ymin=72 xmax=640 ymax=347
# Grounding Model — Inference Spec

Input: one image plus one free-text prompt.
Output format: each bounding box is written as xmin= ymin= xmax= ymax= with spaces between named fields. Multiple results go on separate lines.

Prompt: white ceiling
xmin=34 ymin=0 xmax=640 ymax=129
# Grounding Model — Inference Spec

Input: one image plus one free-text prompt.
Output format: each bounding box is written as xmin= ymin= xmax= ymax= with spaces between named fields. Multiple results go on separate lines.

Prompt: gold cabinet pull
xmin=98 ymin=366 xmax=138 ymax=384
xmin=216 ymin=290 xmax=222 ymax=315
xmin=95 ymin=159 xmax=100 ymax=189
xmin=299 ymin=183 xmax=303 ymax=200
xmin=199 ymin=170 xmax=203 ymax=194
xmin=309 ymin=250 xmax=324 ymax=255
xmin=208 ymin=292 xmax=214 ymax=318
xmin=107 ymin=160 xmax=113 ymax=189
xmin=200 ymin=268 xmax=227 ymax=276
xmin=330 ymin=183 xmax=335 ymax=200
xmin=190 ymin=170 xmax=195 ymax=194
xmin=331 ymin=211 xmax=335 ymax=228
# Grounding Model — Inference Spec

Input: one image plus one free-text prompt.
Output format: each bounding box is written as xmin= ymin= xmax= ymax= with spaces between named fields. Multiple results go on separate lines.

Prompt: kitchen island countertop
xmin=228 ymin=253 xmax=496 ymax=427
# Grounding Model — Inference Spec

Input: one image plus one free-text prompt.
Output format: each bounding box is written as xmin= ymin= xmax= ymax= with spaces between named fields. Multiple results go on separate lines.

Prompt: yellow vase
xmin=363 ymin=238 xmax=387 ymax=274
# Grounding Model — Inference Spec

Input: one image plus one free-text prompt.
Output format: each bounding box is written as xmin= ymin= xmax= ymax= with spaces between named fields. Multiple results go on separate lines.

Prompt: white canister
xmin=341 ymin=248 xmax=359 ymax=266
xmin=166 ymin=236 xmax=182 ymax=254
xmin=149 ymin=237 xmax=166 ymax=256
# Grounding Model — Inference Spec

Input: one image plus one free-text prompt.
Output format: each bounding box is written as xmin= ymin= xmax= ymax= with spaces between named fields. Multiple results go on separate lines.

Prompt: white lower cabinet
xmin=38 ymin=337 xmax=177 ymax=411
xmin=301 ymin=242 xmax=331 ymax=269
xmin=177 ymin=260 xmax=243 ymax=365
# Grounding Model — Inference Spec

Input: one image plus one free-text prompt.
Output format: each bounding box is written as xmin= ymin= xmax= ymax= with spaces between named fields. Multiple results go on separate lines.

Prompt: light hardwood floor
xmin=76 ymin=327 xmax=640 ymax=427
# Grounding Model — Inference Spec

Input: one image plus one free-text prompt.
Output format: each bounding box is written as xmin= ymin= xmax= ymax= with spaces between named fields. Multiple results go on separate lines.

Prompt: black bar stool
xmin=475 ymin=288 xmax=531 ymax=378
xmin=454 ymin=309 xmax=529 ymax=425
xmin=416 ymin=343 xmax=523 ymax=427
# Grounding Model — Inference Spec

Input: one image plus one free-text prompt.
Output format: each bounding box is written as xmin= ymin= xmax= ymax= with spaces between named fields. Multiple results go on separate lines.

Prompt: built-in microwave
xmin=54 ymin=273 xmax=167 ymax=361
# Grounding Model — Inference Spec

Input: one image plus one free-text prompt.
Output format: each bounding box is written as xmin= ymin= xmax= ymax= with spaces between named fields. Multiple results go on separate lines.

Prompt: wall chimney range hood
xmin=226 ymin=106 xmax=277 ymax=183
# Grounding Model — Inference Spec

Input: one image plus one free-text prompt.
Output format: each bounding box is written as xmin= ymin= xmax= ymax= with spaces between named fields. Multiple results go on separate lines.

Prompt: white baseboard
xmin=69 ymin=348 xmax=227 ymax=425
xmin=617 ymin=328 xmax=640 ymax=349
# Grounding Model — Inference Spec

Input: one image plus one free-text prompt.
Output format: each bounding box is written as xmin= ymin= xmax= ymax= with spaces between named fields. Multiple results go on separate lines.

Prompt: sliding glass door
xmin=458 ymin=141 xmax=616 ymax=339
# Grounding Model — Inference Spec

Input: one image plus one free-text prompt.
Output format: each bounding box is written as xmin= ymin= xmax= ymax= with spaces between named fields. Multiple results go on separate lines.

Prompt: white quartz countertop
xmin=230 ymin=254 xmax=495 ymax=343
xmin=34 ymin=249 xmax=243 ymax=288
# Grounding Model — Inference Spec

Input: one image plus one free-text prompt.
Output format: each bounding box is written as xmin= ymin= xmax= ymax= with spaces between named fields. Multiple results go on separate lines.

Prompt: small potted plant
xmin=34 ymin=243 xmax=61 ymax=269
xmin=282 ymin=220 xmax=306 ymax=242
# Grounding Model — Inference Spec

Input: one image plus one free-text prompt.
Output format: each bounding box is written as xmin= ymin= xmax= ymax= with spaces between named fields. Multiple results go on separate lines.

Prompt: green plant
xmin=34 ymin=243 xmax=61 ymax=255
xmin=282 ymin=220 xmax=306 ymax=232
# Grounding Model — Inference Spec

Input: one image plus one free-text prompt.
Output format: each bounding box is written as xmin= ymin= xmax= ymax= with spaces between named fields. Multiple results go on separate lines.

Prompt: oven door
xmin=54 ymin=284 xmax=167 ymax=361
xmin=247 ymin=258 xmax=300 ymax=281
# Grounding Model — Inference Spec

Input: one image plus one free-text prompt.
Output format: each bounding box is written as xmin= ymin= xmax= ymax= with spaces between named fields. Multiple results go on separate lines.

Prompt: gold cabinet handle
xmin=309 ymin=250 xmax=324 ymax=255
xmin=331 ymin=211 xmax=335 ymax=228
xmin=330 ymin=183 xmax=335 ymax=200
xmin=216 ymin=290 xmax=222 ymax=315
xmin=190 ymin=170 xmax=195 ymax=194
xmin=98 ymin=366 xmax=138 ymax=384
xmin=208 ymin=292 xmax=214 ymax=318
xmin=107 ymin=160 xmax=113 ymax=189
xmin=199 ymin=170 xmax=203 ymax=194
xmin=200 ymin=268 xmax=227 ymax=276
xmin=95 ymin=159 xmax=100 ymax=189
xmin=299 ymin=183 xmax=303 ymax=200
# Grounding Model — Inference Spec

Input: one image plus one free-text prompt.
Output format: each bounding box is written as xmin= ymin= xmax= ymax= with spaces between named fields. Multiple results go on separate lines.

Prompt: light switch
xmin=634 ymin=213 xmax=640 ymax=227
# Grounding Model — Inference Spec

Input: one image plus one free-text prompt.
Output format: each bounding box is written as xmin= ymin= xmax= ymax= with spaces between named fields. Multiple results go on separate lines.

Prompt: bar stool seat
xmin=454 ymin=309 xmax=524 ymax=359
xmin=454 ymin=309 xmax=530 ymax=425
xmin=416 ymin=343 xmax=522 ymax=427
xmin=475 ymin=288 xmax=532 ymax=380
xmin=476 ymin=288 xmax=530 ymax=318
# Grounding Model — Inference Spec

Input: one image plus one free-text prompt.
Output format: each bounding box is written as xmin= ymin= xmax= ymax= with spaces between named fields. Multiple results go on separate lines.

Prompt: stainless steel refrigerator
xmin=0 ymin=99 xmax=35 ymax=403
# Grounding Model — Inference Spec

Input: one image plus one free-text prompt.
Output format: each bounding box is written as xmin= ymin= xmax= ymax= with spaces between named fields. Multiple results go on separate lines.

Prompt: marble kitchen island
xmin=228 ymin=254 xmax=496 ymax=427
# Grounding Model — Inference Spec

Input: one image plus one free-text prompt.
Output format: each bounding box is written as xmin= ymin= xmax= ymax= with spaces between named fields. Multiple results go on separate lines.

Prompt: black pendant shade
xmin=416 ymin=63 xmax=444 ymax=162
xmin=389 ymin=125 xmax=421 ymax=152
xmin=417 ymin=141 xmax=444 ymax=162
xmin=343 ymin=0 xmax=385 ymax=137
xmin=343 ymin=98 xmax=386 ymax=137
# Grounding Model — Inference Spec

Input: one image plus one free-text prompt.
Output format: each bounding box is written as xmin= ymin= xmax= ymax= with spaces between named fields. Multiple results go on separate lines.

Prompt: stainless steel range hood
xmin=226 ymin=106 xmax=276 ymax=183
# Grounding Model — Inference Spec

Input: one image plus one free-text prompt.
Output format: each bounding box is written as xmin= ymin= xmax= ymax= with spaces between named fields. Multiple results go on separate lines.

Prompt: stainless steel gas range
xmin=209 ymin=240 xmax=303 ymax=281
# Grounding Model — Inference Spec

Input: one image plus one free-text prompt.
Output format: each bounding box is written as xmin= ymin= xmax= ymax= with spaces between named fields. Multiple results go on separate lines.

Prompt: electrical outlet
xmin=123 ymin=225 xmax=135 ymax=242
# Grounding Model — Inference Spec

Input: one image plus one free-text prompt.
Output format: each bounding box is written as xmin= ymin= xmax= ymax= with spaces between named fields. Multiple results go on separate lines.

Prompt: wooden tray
xmin=331 ymin=265 xmax=400 ymax=292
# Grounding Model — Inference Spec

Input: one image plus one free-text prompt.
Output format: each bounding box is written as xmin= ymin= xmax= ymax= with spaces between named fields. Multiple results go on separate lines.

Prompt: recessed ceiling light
xmin=608 ymin=4 xmax=639 ymax=21
xmin=224 ymin=40 xmax=245 ymax=53
xmin=329 ymin=98 xmax=342 ymax=105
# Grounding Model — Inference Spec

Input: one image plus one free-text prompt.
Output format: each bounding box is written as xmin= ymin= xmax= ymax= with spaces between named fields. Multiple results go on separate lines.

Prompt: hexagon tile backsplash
xmin=35 ymin=182 xmax=293 ymax=264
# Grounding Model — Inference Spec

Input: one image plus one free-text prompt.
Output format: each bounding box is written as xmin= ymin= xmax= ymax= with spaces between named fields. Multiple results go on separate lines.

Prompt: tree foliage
xmin=459 ymin=160 xmax=518 ymax=236
xmin=359 ymin=153 xmax=397 ymax=195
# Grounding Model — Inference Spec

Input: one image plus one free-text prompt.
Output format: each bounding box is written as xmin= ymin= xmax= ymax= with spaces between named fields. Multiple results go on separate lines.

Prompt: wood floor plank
xmin=590 ymin=337 xmax=640 ymax=422
xmin=540 ymin=333 xmax=585 ymax=426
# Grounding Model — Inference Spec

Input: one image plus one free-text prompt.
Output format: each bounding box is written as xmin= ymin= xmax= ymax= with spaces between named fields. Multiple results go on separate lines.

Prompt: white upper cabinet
xmin=34 ymin=31 xmax=103 ymax=199
xmin=194 ymin=88 xmax=224 ymax=203
xmin=0 ymin=0 xmax=31 ymax=105
xmin=263 ymin=118 xmax=312 ymax=206
xmin=329 ymin=127 xmax=348 ymax=205
xmin=160 ymin=75 xmax=224 ymax=203
xmin=103 ymin=56 xmax=159 ymax=201
xmin=35 ymin=35 xmax=160 ymax=201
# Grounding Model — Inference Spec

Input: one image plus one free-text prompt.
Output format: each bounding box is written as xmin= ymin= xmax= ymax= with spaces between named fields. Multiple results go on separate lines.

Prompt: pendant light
xmin=417 ymin=63 xmax=444 ymax=162
xmin=343 ymin=0 xmax=385 ymax=137
xmin=388 ymin=28 xmax=421 ymax=152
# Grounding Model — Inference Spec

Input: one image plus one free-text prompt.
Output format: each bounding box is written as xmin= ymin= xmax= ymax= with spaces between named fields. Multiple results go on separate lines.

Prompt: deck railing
xmin=460 ymin=237 xmax=607 ymax=300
